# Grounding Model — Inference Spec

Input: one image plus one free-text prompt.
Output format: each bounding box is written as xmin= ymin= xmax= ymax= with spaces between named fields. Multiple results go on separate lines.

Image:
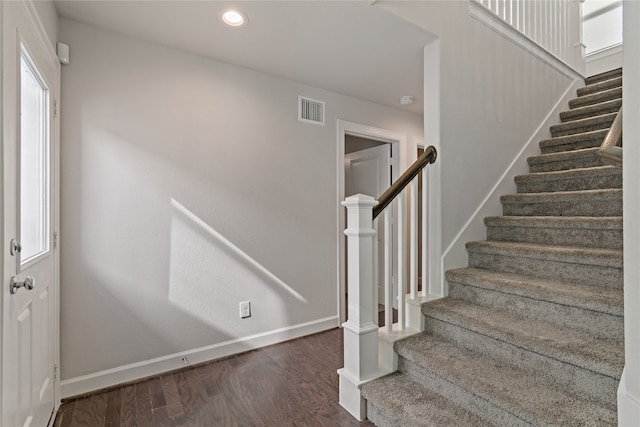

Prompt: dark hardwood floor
xmin=54 ymin=328 xmax=374 ymax=426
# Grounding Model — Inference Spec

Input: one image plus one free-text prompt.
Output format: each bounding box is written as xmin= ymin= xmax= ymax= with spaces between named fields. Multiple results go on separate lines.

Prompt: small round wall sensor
xmin=400 ymin=96 xmax=415 ymax=105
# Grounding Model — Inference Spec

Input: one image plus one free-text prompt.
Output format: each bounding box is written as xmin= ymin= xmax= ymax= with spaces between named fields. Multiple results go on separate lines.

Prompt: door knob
xmin=10 ymin=276 xmax=35 ymax=295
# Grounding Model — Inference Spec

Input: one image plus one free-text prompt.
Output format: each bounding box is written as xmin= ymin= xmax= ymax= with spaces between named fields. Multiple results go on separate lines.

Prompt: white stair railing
xmin=471 ymin=0 xmax=585 ymax=72
xmin=338 ymin=146 xmax=437 ymax=421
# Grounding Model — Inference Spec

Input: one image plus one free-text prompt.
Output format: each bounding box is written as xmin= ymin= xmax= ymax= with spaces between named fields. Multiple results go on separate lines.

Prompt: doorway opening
xmin=337 ymin=120 xmax=405 ymax=325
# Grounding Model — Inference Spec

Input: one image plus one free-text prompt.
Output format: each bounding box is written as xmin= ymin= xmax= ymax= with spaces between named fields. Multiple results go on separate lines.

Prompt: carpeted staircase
xmin=361 ymin=68 xmax=624 ymax=426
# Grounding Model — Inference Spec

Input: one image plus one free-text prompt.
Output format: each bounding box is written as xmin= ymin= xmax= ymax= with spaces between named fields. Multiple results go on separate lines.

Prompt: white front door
xmin=2 ymin=1 xmax=59 ymax=426
xmin=345 ymin=144 xmax=391 ymax=310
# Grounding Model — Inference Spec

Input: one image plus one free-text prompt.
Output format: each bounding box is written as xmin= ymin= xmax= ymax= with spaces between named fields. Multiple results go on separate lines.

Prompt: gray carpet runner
xmin=360 ymin=68 xmax=624 ymax=426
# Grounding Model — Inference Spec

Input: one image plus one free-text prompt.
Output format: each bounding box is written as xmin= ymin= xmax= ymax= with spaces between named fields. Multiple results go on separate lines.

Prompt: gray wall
xmin=57 ymin=19 xmax=423 ymax=381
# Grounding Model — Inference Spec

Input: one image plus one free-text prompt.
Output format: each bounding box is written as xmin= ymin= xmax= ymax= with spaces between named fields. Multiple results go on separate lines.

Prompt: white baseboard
xmin=61 ymin=316 xmax=339 ymax=398
xmin=441 ymin=78 xmax=583 ymax=274
xmin=618 ymin=367 xmax=640 ymax=426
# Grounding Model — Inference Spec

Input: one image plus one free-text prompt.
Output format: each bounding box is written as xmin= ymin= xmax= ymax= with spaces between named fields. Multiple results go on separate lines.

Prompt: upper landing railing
xmin=471 ymin=0 xmax=585 ymax=73
xmin=338 ymin=146 xmax=437 ymax=421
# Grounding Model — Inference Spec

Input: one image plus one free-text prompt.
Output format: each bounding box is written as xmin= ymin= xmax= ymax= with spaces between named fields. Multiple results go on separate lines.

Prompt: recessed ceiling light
xmin=220 ymin=9 xmax=248 ymax=28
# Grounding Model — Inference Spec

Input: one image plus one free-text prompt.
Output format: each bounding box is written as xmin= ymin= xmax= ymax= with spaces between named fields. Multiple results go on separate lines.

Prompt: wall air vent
xmin=298 ymin=96 xmax=325 ymax=126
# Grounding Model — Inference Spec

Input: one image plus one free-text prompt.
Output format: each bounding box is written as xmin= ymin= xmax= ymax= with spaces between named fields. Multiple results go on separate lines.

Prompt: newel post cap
xmin=342 ymin=193 xmax=378 ymax=208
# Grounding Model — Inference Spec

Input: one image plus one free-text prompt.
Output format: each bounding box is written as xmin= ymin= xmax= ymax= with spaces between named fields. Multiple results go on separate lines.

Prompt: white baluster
xmin=397 ymin=189 xmax=406 ymax=330
xmin=527 ymin=0 xmax=535 ymax=40
xmin=384 ymin=208 xmax=392 ymax=333
xmin=421 ymin=166 xmax=428 ymax=297
xmin=410 ymin=177 xmax=418 ymax=300
xmin=517 ymin=0 xmax=526 ymax=35
xmin=373 ymin=217 xmax=379 ymax=326
xmin=338 ymin=194 xmax=379 ymax=421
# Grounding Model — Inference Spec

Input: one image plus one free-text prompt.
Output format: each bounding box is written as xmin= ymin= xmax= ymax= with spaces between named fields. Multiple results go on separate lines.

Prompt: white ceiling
xmin=53 ymin=1 xmax=436 ymax=114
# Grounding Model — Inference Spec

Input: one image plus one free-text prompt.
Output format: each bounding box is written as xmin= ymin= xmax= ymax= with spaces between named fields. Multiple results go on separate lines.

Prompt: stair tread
xmin=485 ymin=215 xmax=623 ymax=230
xmin=485 ymin=215 xmax=623 ymax=250
xmin=515 ymin=165 xmax=621 ymax=183
xmin=395 ymin=331 xmax=617 ymax=425
xmin=560 ymin=98 xmax=621 ymax=122
xmin=466 ymin=240 xmax=622 ymax=267
xmin=528 ymin=147 xmax=600 ymax=165
xmin=585 ymin=68 xmax=622 ymax=85
xmin=569 ymin=86 xmax=622 ymax=109
xmin=360 ymin=372 xmax=493 ymax=427
xmin=421 ymin=298 xmax=624 ymax=379
xmin=577 ymin=76 xmax=622 ymax=97
xmin=446 ymin=267 xmax=623 ymax=317
xmin=550 ymin=112 xmax=617 ymax=135
xmin=501 ymin=188 xmax=622 ymax=204
xmin=539 ymin=129 xmax=608 ymax=151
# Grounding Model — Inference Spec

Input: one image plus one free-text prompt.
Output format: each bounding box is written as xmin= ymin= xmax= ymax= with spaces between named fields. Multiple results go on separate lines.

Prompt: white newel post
xmin=338 ymin=194 xmax=379 ymax=421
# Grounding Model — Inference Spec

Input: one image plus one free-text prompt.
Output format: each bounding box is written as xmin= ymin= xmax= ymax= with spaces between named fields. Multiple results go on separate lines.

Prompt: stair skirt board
xmin=361 ymin=69 xmax=623 ymax=426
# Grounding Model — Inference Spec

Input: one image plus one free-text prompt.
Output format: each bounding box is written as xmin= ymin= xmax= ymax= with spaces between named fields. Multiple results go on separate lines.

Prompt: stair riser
xmin=467 ymin=251 xmax=622 ymax=288
xmin=541 ymin=141 xmax=600 ymax=154
xmin=397 ymin=357 xmax=529 ymax=427
xmin=448 ymin=283 xmax=624 ymax=340
xmin=486 ymin=224 xmax=622 ymax=250
xmin=516 ymin=174 xmax=622 ymax=193
xmin=560 ymin=99 xmax=621 ymax=123
xmin=529 ymin=154 xmax=604 ymax=172
xmin=362 ymin=373 xmax=494 ymax=427
xmin=551 ymin=117 xmax=615 ymax=138
xmin=422 ymin=318 xmax=619 ymax=408
xmin=365 ymin=402 xmax=396 ymax=427
xmin=577 ymin=78 xmax=622 ymax=97
xmin=569 ymin=87 xmax=622 ymax=109
xmin=502 ymin=198 xmax=622 ymax=217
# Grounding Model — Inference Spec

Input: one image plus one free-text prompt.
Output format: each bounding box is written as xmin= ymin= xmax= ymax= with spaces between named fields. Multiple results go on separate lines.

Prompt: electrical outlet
xmin=240 ymin=301 xmax=251 ymax=318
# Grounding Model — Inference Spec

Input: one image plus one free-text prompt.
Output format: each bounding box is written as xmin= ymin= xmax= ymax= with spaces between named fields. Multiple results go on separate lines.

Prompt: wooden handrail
xmin=598 ymin=107 xmax=622 ymax=166
xmin=372 ymin=145 xmax=437 ymax=219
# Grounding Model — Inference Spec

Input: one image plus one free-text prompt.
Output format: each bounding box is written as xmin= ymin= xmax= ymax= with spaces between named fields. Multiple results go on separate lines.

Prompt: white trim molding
xmin=423 ymin=40 xmax=444 ymax=298
xmin=61 ymin=316 xmax=339 ymax=398
xmin=618 ymin=368 xmax=640 ymax=426
xmin=621 ymin=1 xmax=640 ymax=424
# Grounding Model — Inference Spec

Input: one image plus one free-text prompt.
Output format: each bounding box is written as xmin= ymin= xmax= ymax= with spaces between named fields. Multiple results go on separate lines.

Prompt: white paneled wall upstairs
xmin=472 ymin=0 xmax=585 ymax=72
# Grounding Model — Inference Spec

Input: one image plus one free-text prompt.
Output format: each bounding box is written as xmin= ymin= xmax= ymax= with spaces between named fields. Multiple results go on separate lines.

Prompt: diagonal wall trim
xmin=441 ymin=79 xmax=583 ymax=278
xmin=60 ymin=316 xmax=339 ymax=399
